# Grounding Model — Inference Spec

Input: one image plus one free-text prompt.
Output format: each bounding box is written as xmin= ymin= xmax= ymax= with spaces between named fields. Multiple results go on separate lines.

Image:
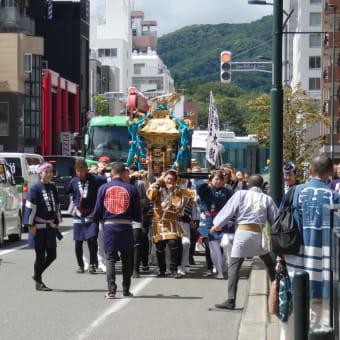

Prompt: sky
xmin=133 ymin=0 xmax=273 ymax=36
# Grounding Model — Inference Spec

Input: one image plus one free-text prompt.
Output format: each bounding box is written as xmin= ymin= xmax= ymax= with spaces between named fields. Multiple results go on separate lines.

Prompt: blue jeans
xmin=105 ymin=250 xmax=132 ymax=294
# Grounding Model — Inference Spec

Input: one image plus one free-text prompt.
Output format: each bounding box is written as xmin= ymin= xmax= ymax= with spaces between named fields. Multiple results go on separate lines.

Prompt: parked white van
xmin=0 ymin=158 xmax=23 ymax=245
xmin=0 ymin=153 xmax=44 ymax=212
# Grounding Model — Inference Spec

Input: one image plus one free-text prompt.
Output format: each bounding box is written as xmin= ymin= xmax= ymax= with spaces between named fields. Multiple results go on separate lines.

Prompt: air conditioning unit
xmin=24 ymin=53 xmax=32 ymax=74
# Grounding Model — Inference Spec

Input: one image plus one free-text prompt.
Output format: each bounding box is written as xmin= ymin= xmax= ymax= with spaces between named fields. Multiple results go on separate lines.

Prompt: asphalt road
xmin=0 ymin=218 xmax=251 ymax=340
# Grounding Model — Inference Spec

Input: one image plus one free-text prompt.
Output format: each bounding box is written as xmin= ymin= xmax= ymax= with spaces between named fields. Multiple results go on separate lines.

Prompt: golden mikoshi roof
xmin=138 ymin=93 xmax=182 ymax=140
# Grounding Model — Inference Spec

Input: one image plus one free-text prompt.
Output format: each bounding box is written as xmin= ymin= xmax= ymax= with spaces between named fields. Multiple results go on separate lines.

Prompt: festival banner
xmin=206 ymin=91 xmax=220 ymax=165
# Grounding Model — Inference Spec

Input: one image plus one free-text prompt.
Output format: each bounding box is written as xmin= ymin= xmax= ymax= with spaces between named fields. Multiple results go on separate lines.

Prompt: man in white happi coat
xmin=210 ymin=174 xmax=278 ymax=310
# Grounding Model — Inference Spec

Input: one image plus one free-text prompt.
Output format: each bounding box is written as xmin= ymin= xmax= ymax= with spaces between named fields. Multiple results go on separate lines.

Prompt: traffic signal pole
xmin=220 ymin=51 xmax=232 ymax=83
xmin=270 ymin=0 xmax=283 ymax=206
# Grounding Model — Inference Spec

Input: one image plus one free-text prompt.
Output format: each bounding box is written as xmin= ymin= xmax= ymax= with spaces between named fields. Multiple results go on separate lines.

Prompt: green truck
xmin=85 ymin=116 xmax=130 ymax=166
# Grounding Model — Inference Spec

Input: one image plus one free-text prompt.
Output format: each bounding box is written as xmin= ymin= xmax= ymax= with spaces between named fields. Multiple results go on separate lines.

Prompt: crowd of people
xmin=22 ymin=153 xmax=339 ymax=338
xmin=23 ymin=156 xmax=257 ymax=294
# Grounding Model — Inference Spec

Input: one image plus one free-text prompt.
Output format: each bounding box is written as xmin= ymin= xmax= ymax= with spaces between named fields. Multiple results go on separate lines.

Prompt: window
xmin=310 ymin=33 xmax=321 ymax=47
xmin=310 ymin=13 xmax=321 ymax=26
xmin=0 ymin=102 xmax=9 ymax=136
xmin=98 ymin=48 xmax=117 ymax=58
xmin=24 ymin=55 xmax=42 ymax=140
xmin=309 ymin=56 xmax=321 ymax=69
xmin=309 ymin=77 xmax=321 ymax=91
xmin=310 ymin=0 xmax=321 ymax=3
xmin=133 ymin=63 xmax=145 ymax=75
xmin=1 ymin=0 xmax=16 ymax=7
xmin=24 ymin=53 xmax=32 ymax=74
xmin=98 ymin=49 xmax=105 ymax=57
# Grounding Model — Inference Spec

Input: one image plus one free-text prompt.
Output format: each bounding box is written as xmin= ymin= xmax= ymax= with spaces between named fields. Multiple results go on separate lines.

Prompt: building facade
xmin=34 ymin=0 xmax=89 ymax=137
xmin=288 ymin=0 xmax=322 ymax=102
xmin=321 ymin=0 xmax=340 ymax=160
xmin=283 ymin=0 xmax=298 ymax=85
xmin=131 ymin=10 xmax=174 ymax=97
xmin=131 ymin=10 xmax=157 ymax=53
xmin=90 ymin=0 xmax=132 ymax=94
xmin=0 ymin=0 xmax=46 ymax=153
xmin=42 ymin=70 xmax=79 ymax=156
xmin=131 ymin=49 xmax=175 ymax=96
xmin=0 ymin=33 xmax=43 ymax=152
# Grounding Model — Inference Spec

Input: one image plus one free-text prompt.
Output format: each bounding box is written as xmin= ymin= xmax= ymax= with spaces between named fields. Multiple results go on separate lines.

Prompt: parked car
xmin=0 ymin=158 xmax=24 ymax=246
xmin=0 ymin=153 xmax=45 ymax=214
xmin=44 ymin=156 xmax=83 ymax=215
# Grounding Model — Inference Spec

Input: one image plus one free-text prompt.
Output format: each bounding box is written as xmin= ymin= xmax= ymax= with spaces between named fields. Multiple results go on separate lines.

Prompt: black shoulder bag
xmin=270 ymin=187 xmax=300 ymax=255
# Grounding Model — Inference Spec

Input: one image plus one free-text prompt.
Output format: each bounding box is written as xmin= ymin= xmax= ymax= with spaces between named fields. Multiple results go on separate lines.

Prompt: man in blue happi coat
xmin=93 ymin=162 xmax=141 ymax=299
xmin=24 ymin=162 xmax=62 ymax=291
xmin=67 ymin=159 xmax=107 ymax=274
xmin=281 ymin=154 xmax=340 ymax=340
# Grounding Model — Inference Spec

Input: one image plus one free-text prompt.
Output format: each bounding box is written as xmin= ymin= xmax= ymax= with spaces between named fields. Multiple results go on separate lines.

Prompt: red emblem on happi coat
xmin=104 ymin=186 xmax=130 ymax=214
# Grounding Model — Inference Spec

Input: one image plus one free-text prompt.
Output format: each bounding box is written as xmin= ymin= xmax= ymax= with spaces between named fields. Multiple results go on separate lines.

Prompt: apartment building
xmin=289 ymin=0 xmax=322 ymax=102
xmin=131 ymin=10 xmax=174 ymax=97
xmin=132 ymin=49 xmax=175 ymax=97
xmin=90 ymin=0 xmax=132 ymax=94
xmin=283 ymin=0 xmax=298 ymax=85
xmin=321 ymin=0 xmax=340 ymax=160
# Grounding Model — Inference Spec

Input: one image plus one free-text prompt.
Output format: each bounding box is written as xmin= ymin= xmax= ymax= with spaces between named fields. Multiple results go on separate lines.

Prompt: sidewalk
xmin=237 ymin=258 xmax=281 ymax=340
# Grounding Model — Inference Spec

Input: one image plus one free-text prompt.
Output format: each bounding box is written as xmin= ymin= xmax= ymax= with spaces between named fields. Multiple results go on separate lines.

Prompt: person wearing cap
xmin=67 ymin=160 xmax=107 ymax=274
xmin=92 ymin=162 xmax=142 ymax=299
xmin=283 ymin=161 xmax=299 ymax=194
xmin=98 ymin=156 xmax=111 ymax=177
xmin=24 ymin=162 xmax=62 ymax=291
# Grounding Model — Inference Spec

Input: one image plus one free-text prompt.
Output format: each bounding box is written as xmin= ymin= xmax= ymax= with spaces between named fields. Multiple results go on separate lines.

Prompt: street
xmin=0 ymin=218 xmax=251 ymax=340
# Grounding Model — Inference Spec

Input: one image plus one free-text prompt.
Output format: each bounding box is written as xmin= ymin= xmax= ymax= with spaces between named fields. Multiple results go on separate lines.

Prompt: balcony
xmin=131 ymin=11 xmax=144 ymax=19
xmin=322 ymin=65 xmax=340 ymax=85
xmin=323 ymin=32 xmax=340 ymax=50
xmin=142 ymin=20 xmax=157 ymax=27
xmin=322 ymin=99 xmax=340 ymax=116
xmin=133 ymin=66 xmax=164 ymax=78
xmin=142 ymin=30 xmax=157 ymax=37
xmin=132 ymin=36 xmax=157 ymax=50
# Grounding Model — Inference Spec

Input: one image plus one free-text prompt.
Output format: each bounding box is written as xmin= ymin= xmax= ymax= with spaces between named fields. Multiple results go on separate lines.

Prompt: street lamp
xmin=326 ymin=3 xmax=337 ymax=162
xmin=248 ymin=0 xmax=292 ymax=205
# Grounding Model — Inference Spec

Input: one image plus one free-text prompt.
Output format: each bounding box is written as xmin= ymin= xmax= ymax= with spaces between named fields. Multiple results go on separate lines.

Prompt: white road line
xmin=76 ymin=277 xmax=155 ymax=340
xmin=0 ymin=230 xmax=72 ymax=256
xmin=0 ymin=244 xmax=27 ymax=256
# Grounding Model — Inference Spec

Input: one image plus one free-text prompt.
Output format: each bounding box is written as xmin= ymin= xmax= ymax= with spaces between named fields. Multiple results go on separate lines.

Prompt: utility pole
xmin=270 ymin=0 xmax=284 ymax=206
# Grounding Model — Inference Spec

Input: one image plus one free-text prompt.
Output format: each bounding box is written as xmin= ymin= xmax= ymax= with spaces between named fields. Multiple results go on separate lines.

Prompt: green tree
xmin=157 ymin=15 xmax=273 ymax=91
xmin=94 ymin=95 xmax=110 ymax=116
xmin=246 ymin=87 xmax=330 ymax=177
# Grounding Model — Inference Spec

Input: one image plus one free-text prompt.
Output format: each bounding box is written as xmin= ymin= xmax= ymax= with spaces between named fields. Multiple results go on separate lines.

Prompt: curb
xmin=237 ymin=258 xmax=269 ymax=340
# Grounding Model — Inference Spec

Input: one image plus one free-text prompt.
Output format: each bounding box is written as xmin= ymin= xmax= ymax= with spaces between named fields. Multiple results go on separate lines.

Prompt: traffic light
xmin=220 ymin=51 xmax=232 ymax=83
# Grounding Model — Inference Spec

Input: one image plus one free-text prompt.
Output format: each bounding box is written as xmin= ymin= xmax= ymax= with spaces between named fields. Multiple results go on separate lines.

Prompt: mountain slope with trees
xmin=157 ymin=15 xmax=273 ymax=92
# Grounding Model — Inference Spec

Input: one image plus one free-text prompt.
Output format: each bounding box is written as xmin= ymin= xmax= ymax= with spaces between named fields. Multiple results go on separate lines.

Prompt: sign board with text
xmin=61 ymin=132 xmax=71 ymax=156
